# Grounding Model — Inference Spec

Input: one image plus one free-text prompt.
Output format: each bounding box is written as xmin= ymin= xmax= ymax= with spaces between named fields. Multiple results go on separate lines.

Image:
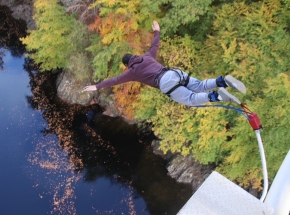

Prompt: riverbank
xmin=0 ymin=0 xmax=225 ymax=195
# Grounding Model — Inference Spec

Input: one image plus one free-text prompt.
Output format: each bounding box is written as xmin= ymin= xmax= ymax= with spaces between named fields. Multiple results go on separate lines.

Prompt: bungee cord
xmin=195 ymin=103 xmax=268 ymax=201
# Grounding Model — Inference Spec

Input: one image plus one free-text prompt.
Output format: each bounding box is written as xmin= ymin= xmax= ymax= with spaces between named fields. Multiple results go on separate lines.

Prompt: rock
xmin=55 ymin=69 xmax=138 ymax=124
xmin=12 ymin=4 xmax=36 ymax=30
xmin=94 ymin=87 xmax=121 ymax=117
xmin=56 ymin=69 xmax=94 ymax=106
xmin=167 ymin=155 xmax=194 ymax=180
xmin=151 ymin=140 xmax=165 ymax=157
xmin=177 ymin=166 xmax=195 ymax=184
xmin=150 ymin=122 xmax=219 ymax=192
xmin=151 ymin=138 xmax=214 ymax=191
xmin=0 ymin=1 xmax=36 ymax=30
xmin=164 ymin=151 xmax=215 ymax=192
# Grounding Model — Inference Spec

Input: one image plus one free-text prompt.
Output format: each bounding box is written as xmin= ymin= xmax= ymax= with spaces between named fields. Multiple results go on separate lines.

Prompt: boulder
xmin=56 ymin=69 xmax=94 ymax=106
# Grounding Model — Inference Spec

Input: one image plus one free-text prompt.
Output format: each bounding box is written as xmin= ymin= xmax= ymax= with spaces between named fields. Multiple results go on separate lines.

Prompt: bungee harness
xmin=154 ymin=68 xmax=191 ymax=97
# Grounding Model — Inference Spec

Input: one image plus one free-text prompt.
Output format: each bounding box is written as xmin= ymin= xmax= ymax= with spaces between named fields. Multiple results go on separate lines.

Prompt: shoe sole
xmin=218 ymin=88 xmax=241 ymax=104
xmin=224 ymin=75 xmax=246 ymax=94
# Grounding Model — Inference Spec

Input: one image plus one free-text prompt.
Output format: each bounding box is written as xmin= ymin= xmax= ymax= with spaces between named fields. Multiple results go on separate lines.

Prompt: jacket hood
xmin=128 ymin=55 xmax=143 ymax=68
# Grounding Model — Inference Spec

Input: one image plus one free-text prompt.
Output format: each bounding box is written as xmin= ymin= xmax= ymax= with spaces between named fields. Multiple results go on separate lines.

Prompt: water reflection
xmin=0 ymin=5 xmax=192 ymax=215
xmin=0 ymin=5 xmax=26 ymax=65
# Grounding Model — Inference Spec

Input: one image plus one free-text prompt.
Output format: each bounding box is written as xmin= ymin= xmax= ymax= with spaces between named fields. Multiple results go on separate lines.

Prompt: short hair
xmin=122 ymin=53 xmax=132 ymax=66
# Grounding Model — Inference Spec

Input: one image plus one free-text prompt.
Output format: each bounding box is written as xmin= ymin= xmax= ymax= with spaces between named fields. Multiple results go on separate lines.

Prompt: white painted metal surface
xmin=177 ymin=171 xmax=273 ymax=215
xmin=264 ymin=150 xmax=290 ymax=215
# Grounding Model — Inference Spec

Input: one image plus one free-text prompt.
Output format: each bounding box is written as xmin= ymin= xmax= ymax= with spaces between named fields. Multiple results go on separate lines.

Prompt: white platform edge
xmin=177 ymin=171 xmax=273 ymax=215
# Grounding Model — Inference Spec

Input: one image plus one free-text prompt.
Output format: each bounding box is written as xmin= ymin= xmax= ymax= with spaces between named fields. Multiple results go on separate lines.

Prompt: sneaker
xmin=217 ymin=88 xmax=241 ymax=104
xmin=208 ymin=91 xmax=219 ymax=102
xmin=224 ymin=75 xmax=246 ymax=94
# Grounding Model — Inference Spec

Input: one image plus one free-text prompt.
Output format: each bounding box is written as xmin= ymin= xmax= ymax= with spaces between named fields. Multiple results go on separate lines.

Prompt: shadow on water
xmin=1 ymin=5 xmax=192 ymax=215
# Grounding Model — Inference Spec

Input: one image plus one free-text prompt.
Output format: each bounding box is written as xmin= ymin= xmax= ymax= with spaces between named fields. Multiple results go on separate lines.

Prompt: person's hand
xmin=152 ymin=21 xmax=160 ymax=32
xmin=83 ymin=85 xmax=97 ymax=92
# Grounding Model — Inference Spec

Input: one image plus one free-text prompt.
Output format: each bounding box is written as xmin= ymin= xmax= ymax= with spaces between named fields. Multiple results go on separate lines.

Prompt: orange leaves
xmin=89 ymin=14 xmax=136 ymax=43
xmin=88 ymin=13 xmax=151 ymax=54
xmin=88 ymin=15 xmax=102 ymax=33
xmin=113 ymin=81 xmax=141 ymax=120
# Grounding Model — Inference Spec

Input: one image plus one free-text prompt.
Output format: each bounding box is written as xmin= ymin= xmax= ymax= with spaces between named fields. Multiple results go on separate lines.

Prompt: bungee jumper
xmin=83 ymin=21 xmax=246 ymax=106
xmin=84 ymin=20 xmax=273 ymax=205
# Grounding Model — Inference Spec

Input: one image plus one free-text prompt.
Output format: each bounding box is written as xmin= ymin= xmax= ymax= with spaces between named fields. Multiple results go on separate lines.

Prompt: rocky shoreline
xmin=0 ymin=0 xmax=217 ymax=194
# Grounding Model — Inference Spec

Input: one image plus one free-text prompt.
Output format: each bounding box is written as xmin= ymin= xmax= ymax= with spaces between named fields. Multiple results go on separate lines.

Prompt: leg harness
xmin=154 ymin=68 xmax=191 ymax=97
xmin=164 ymin=69 xmax=191 ymax=97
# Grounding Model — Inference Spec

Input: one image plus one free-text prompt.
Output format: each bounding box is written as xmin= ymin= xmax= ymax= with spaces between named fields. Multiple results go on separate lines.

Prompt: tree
xmin=159 ymin=0 xmax=213 ymax=36
xmin=20 ymin=0 xmax=78 ymax=71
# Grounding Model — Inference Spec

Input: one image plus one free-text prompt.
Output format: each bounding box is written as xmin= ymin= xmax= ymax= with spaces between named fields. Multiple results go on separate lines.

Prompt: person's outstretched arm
xmin=146 ymin=21 xmax=160 ymax=59
xmin=83 ymin=69 xmax=133 ymax=92
xmin=83 ymin=21 xmax=160 ymax=92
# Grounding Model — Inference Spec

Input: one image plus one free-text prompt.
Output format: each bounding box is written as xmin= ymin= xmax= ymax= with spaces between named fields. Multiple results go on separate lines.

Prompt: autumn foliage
xmin=21 ymin=0 xmax=290 ymax=191
xmin=87 ymin=11 xmax=152 ymax=118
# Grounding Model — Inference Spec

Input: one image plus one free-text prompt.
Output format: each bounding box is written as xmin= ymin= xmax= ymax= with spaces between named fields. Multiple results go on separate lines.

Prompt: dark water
xmin=0 ymin=5 xmax=192 ymax=215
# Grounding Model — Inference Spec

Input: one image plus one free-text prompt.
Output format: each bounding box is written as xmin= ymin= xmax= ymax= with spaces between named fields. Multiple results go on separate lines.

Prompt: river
xmin=0 ymin=5 xmax=192 ymax=215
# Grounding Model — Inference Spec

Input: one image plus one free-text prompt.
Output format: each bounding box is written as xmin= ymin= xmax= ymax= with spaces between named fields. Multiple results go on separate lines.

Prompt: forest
xmin=21 ymin=0 xmax=290 ymax=191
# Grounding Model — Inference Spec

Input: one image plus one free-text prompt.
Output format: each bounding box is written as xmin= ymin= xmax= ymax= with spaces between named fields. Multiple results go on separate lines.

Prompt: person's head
xmin=122 ymin=53 xmax=132 ymax=67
